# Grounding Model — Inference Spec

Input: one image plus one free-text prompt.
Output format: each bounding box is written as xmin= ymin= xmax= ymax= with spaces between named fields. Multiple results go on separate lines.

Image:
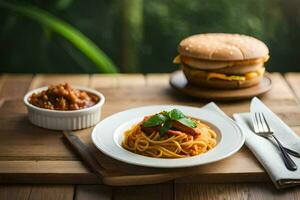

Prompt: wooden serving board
xmin=0 ymin=73 xmax=300 ymax=185
xmin=170 ymin=70 xmax=272 ymax=101
xmin=66 ymin=128 xmax=267 ymax=186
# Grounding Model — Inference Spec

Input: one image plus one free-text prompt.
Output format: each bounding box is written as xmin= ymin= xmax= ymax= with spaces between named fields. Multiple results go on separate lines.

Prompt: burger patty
xmin=182 ymin=64 xmax=265 ymax=81
xmin=174 ymin=55 xmax=268 ymax=75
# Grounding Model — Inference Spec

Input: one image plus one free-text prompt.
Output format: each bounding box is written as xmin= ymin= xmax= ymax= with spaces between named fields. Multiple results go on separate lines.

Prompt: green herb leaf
xmin=168 ymin=109 xmax=186 ymax=120
xmin=143 ymin=114 xmax=168 ymax=127
xmin=177 ymin=118 xmax=197 ymax=128
xmin=159 ymin=121 xmax=172 ymax=136
xmin=159 ymin=111 xmax=169 ymax=117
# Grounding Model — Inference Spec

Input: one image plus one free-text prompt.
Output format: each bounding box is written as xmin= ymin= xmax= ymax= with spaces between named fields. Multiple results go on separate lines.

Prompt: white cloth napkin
xmin=233 ymin=113 xmax=300 ymax=189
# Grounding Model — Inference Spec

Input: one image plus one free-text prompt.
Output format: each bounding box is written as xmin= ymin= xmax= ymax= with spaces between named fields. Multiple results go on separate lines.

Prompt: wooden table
xmin=0 ymin=73 xmax=300 ymax=200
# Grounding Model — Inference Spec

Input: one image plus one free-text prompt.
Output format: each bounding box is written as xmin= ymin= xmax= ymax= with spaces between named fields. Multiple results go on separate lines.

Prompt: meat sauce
xmin=29 ymin=83 xmax=99 ymax=110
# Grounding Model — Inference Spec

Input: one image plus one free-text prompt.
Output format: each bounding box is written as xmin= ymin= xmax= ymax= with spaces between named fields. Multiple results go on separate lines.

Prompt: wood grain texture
xmin=90 ymin=74 xmax=119 ymax=88
xmin=145 ymin=73 xmax=170 ymax=86
xmin=175 ymin=183 xmax=300 ymax=200
xmin=218 ymin=73 xmax=300 ymax=125
xmin=76 ymin=137 xmax=267 ymax=186
xmin=113 ymin=182 xmax=173 ymax=200
xmin=29 ymin=74 xmax=90 ymax=89
xmin=0 ymin=161 xmax=99 ymax=184
xmin=28 ymin=185 xmax=74 ymax=200
xmin=91 ymin=74 xmax=145 ymax=88
xmin=0 ymin=102 xmax=77 ymax=160
xmin=115 ymin=74 xmax=146 ymax=87
xmin=0 ymin=74 xmax=33 ymax=100
xmin=262 ymin=73 xmax=295 ymax=101
xmin=75 ymin=185 xmax=112 ymax=200
xmin=0 ymin=185 xmax=31 ymax=200
xmin=286 ymin=73 xmax=300 ymax=103
xmin=0 ymin=75 xmax=4 ymax=89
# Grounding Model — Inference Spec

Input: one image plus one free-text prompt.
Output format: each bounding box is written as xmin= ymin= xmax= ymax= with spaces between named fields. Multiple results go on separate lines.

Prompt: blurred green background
xmin=0 ymin=0 xmax=300 ymax=73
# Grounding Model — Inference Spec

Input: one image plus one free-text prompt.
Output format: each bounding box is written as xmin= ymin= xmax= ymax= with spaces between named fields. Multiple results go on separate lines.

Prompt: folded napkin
xmin=233 ymin=102 xmax=300 ymax=188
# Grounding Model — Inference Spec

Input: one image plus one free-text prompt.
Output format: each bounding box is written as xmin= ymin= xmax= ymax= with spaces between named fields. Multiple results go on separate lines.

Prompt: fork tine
xmin=261 ymin=113 xmax=272 ymax=133
xmin=259 ymin=112 xmax=269 ymax=132
xmin=251 ymin=112 xmax=259 ymax=133
xmin=259 ymin=112 xmax=270 ymax=132
xmin=255 ymin=113 xmax=262 ymax=132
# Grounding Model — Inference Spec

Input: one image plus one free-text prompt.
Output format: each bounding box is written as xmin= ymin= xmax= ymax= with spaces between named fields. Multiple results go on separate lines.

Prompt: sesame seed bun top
xmin=178 ymin=33 xmax=269 ymax=61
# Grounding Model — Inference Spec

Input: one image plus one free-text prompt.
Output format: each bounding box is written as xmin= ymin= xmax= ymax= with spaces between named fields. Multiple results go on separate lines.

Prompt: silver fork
xmin=251 ymin=112 xmax=297 ymax=171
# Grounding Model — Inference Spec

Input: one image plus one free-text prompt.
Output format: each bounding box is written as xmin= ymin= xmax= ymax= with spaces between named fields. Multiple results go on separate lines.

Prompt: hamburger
xmin=173 ymin=33 xmax=269 ymax=89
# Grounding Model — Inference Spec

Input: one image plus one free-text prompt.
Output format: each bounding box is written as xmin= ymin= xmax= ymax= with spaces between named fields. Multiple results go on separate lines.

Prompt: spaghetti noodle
xmin=122 ymin=117 xmax=217 ymax=158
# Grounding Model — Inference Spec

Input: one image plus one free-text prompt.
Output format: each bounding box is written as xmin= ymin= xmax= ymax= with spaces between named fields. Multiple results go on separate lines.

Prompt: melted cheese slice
xmin=173 ymin=55 xmax=181 ymax=64
xmin=207 ymin=73 xmax=245 ymax=81
xmin=207 ymin=68 xmax=265 ymax=81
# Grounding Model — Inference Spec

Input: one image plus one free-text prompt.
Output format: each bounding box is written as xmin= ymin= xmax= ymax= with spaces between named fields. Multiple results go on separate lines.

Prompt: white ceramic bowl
xmin=23 ymin=86 xmax=105 ymax=131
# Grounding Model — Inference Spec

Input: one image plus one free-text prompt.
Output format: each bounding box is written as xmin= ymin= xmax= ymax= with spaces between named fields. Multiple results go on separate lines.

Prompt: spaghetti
xmin=122 ymin=117 xmax=217 ymax=158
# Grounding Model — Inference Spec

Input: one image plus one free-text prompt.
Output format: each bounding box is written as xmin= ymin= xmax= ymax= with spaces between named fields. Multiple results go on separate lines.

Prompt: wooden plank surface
xmin=0 ymin=74 xmax=33 ymax=100
xmin=145 ymin=73 xmax=170 ymax=86
xmin=90 ymin=74 xmax=145 ymax=88
xmin=29 ymin=74 xmax=90 ymax=90
xmin=28 ymin=185 xmax=74 ymax=200
xmin=175 ymin=183 xmax=300 ymax=200
xmin=0 ymin=73 xmax=300 ymax=200
xmin=75 ymin=185 xmax=112 ymax=200
xmin=112 ymin=182 xmax=173 ymax=200
xmin=0 ymin=73 xmax=300 ymax=186
xmin=2 ymin=182 xmax=300 ymax=200
xmin=75 ymin=183 xmax=173 ymax=200
xmin=0 ymin=185 xmax=31 ymax=200
xmin=0 ymin=160 xmax=99 ymax=184
xmin=286 ymin=73 xmax=300 ymax=103
xmin=0 ymin=185 xmax=74 ymax=200
xmin=0 ymin=74 xmax=91 ymax=161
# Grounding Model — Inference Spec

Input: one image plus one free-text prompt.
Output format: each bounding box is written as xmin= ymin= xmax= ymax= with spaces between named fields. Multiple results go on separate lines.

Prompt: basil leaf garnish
xmin=159 ymin=111 xmax=169 ymax=117
xmin=143 ymin=114 xmax=168 ymax=127
xmin=176 ymin=118 xmax=197 ymax=128
xmin=168 ymin=109 xmax=186 ymax=120
xmin=159 ymin=121 xmax=172 ymax=136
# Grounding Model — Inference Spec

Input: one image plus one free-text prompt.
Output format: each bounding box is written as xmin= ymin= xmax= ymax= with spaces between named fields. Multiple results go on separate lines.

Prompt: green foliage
xmin=121 ymin=0 xmax=143 ymax=72
xmin=0 ymin=1 xmax=118 ymax=73
xmin=0 ymin=0 xmax=299 ymax=73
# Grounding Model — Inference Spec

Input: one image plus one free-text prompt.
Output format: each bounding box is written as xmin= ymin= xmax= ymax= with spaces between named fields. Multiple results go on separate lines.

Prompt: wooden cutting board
xmin=0 ymin=73 xmax=300 ymax=186
xmin=66 ymin=128 xmax=267 ymax=186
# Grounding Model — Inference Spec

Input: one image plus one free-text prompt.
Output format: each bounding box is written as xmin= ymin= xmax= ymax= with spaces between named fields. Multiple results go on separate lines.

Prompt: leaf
xmin=0 ymin=2 xmax=118 ymax=73
xmin=177 ymin=118 xmax=197 ymax=128
xmin=159 ymin=121 xmax=172 ymax=136
xmin=159 ymin=111 xmax=169 ymax=117
xmin=56 ymin=0 xmax=73 ymax=10
xmin=168 ymin=109 xmax=186 ymax=120
xmin=143 ymin=114 xmax=168 ymax=128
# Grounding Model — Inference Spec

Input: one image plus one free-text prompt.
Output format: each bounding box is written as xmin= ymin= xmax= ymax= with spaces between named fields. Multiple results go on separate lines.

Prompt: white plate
xmin=91 ymin=104 xmax=244 ymax=168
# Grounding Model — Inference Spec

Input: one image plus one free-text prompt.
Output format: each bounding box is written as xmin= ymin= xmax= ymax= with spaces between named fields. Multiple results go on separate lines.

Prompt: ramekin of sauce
xmin=24 ymin=83 xmax=105 ymax=130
